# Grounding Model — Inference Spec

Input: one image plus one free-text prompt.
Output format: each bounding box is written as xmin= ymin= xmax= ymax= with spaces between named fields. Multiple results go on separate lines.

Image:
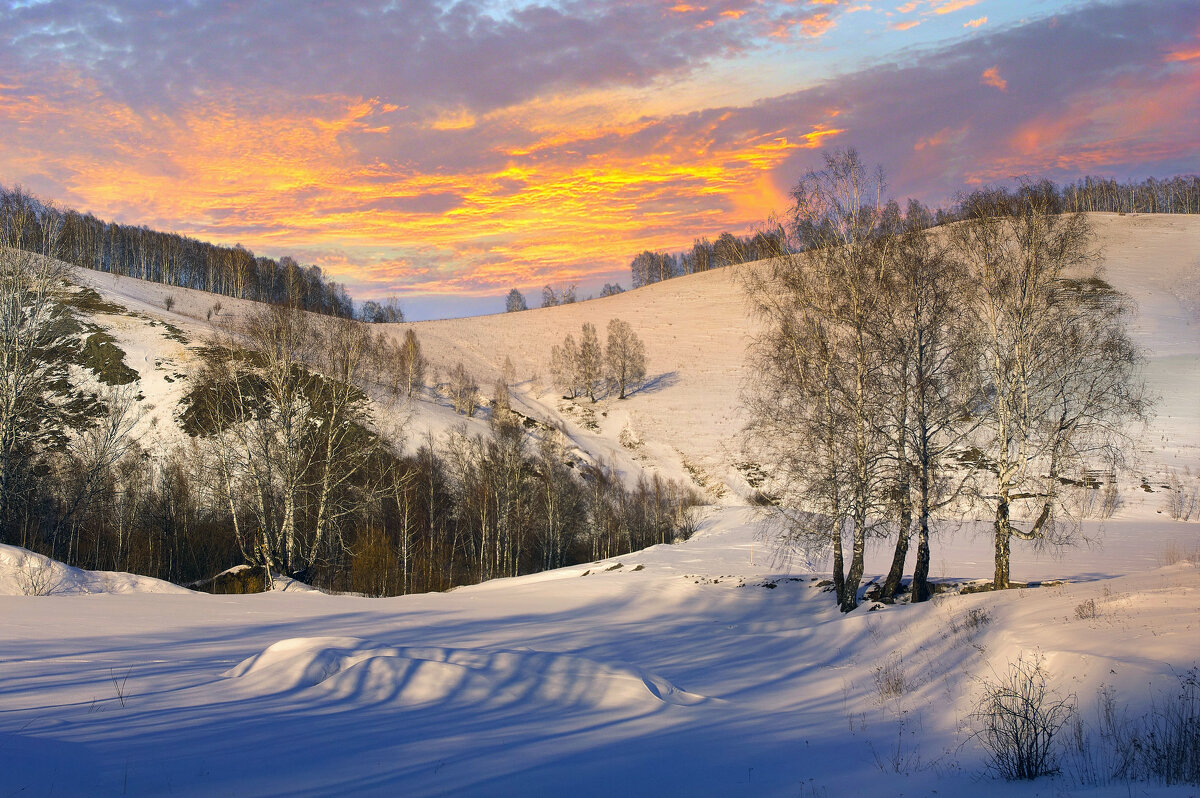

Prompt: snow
xmin=0 ymin=214 xmax=1197 ymax=796
xmin=0 ymin=544 xmax=192 ymax=596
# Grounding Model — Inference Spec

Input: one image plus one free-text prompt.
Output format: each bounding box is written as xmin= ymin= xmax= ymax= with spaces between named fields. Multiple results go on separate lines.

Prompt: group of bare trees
xmin=630 ymin=230 xmax=788 ymax=288
xmin=1 ymin=184 xmax=353 ymax=317
xmin=0 ymin=231 xmax=693 ymax=593
xmin=744 ymin=151 xmax=1149 ymax=611
xmin=550 ymin=319 xmax=647 ymax=401
xmin=438 ymin=416 xmax=698 ymax=586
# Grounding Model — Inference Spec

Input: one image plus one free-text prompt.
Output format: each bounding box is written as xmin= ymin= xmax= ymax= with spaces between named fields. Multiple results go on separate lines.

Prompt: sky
xmin=1 ymin=0 xmax=1197 ymax=319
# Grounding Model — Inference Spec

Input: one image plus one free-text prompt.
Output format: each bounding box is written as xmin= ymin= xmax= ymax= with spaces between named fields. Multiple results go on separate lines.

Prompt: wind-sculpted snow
xmin=225 ymin=636 xmax=709 ymax=709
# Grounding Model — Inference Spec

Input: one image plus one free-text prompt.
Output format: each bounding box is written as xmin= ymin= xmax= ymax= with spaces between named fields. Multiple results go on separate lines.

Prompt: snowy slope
xmin=0 ymin=213 xmax=1196 ymax=796
xmin=65 ymin=213 xmax=1200 ymax=501
xmin=0 ymin=512 xmax=1195 ymax=796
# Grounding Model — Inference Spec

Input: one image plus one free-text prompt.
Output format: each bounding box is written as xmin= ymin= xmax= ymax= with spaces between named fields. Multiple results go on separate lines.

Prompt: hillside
xmin=69 ymin=212 xmax=1200 ymax=505
xmin=0 ymin=213 xmax=1196 ymax=795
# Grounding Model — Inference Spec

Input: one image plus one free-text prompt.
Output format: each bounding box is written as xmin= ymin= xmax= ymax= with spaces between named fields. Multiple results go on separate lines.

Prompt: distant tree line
xmin=1 ymin=184 xmax=355 ymax=317
xmin=632 ymin=173 xmax=1199 ymax=291
xmin=505 ymin=282 xmax=624 ymax=313
xmin=629 ymin=230 xmax=786 ymax=288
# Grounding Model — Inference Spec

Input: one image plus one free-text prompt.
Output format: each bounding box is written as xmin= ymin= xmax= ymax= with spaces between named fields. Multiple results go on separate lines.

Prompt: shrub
xmin=1065 ymin=668 xmax=1200 ymax=786
xmin=874 ymin=655 xmax=908 ymax=700
xmin=972 ymin=653 xmax=1075 ymax=780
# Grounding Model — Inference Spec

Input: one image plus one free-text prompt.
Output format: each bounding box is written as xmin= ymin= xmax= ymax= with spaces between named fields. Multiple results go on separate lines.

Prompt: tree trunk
xmin=993 ymin=492 xmax=1011 ymax=589
xmin=880 ymin=508 xmax=910 ymax=603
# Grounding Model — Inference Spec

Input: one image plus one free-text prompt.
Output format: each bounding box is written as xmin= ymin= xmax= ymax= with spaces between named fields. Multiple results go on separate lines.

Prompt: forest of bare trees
xmin=0 ymin=184 xmax=355 ymax=317
xmin=0 ymin=200 xmax=697 ymax=593
xmin=742 ymin=151 xmax=1151 ymax=611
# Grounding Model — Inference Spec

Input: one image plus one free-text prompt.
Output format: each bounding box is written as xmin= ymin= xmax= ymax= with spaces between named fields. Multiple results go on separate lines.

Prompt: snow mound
xmin=224 ymin=636 xmax=708 ymax=710
xmin=0 ymin=544 xmax=193 ymax=596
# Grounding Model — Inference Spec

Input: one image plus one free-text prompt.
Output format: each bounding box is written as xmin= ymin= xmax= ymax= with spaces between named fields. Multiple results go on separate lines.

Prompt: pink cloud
xmin=981 ymin=66 xmax=1008 ymax=91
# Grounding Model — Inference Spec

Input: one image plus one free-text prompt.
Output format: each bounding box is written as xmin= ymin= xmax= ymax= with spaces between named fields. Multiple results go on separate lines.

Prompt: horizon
xmin=2 ymin=0 xmax=1197 ymax=319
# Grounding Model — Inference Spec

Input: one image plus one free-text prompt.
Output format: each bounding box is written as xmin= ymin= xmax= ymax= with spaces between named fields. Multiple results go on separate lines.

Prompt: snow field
xmin=0 ymin=214 xmax=1196 ymax=795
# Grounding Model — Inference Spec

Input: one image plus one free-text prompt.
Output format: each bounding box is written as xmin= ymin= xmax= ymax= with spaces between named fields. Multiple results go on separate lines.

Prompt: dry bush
xmin=1158 ymin=541 xmax=1200 ymax=567
xmin=873 ymin=655 xmax=908 ymax=701
xmin=972 ymin=653 xmax=1075 ymax=780
xmin=16 ymin=556 xmax=58 ymax=596
xmin=1164 ymin=468 xmax=1199 ymax=521
xmin=1065 ymin=669 xmax=1200 ymax=786
xmin=1074 ymin=598 xmax=1098 ymax=620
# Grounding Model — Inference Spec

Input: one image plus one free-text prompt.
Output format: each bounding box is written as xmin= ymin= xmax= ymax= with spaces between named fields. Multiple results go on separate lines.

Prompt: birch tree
xmin=743 ymin=149 xmax=893 ymax=612
xmin=0 ymin=249 xmax=76 ymax=537
xmin=956 ymin=187 xmax=1149 ymax=589
xmin=605 ymin=318 xmax=647 ymax=399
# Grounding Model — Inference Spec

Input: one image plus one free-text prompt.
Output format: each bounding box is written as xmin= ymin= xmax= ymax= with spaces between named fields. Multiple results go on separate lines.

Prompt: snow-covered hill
xmin=1 ymin=213 xmax=1197 ymax=796
xmin=68 ymin=212 xmax=1200 ymax=504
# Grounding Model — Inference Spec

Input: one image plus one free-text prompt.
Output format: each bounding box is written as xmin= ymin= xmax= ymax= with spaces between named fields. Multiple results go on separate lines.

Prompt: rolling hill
xmin=0 ymin=212 xmax=1196 ymax=796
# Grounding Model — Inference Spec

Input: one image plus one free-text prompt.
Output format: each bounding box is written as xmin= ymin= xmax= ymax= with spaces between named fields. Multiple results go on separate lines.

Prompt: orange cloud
xmin=11 ymin=73 xmax=836 ymax=297
xmin=981 ymin=66 xmax=1008 ymax=91
xmin=669 ymin=3 xmax=705 ymax=12
xmin=963 ymin=16 xmax=986 ymax=28
xmin=889 ymin=20 xmax=921 ymax=31
xmin=1165 ymin=47 xmax=1200 ymax=62
xmin=769 ymin=11 xmax=837 ymax=39
xmin=913 ymin=126 xmax=966 ymax=150
xmin=932 ymin=0 xmax=979 ymax=14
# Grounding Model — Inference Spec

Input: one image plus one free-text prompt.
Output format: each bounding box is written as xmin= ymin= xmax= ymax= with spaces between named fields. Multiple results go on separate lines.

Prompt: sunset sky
xmin=1 ymin=0 xmax=1197 ymax=319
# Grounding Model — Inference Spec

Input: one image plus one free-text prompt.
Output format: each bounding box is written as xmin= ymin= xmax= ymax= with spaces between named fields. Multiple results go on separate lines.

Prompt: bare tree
xmin=505 ymin=288 xmax=528 ymax=312
xmin=742 ymin=149 xmax=893 ymax=612
xmin=550 ymin=333 xmax=581 ymax=399
xmin=577 ymin=322 xmax=603 ymax=402
xmin=605 ymin=318 xmax=647 ymax=399
xmin=956 ymin=187 xmax=1149 ymax=589
xmin=308 ymin=316 xmax=378 ymax=567
xmin=879 ymin=201 xmax=981 ymax=603
xmin=0 ymin=248 xmax=75 ymax=536
xmin=400 ymin=328 xmax=426 ymax=397
xmin=449 ymin=362 xmax=478 ymax=416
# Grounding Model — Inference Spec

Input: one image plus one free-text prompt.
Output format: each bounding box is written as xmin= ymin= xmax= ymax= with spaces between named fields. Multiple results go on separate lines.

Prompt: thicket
xmin=0 ymin=229 xmax=696 ymax=592
xmin=1 ymin=184 xmax=354 ymax=318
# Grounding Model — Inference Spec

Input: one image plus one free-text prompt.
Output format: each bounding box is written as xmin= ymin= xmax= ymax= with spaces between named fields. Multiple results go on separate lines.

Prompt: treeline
xmin=1 ymin=184 xmax=354 ymax=317
xmin=744 ymin=153 xmax=1150 ymax=612
xmin=939 ymin=174 xmax=1200 ymax=223
xmin=629 ymin=230 xmax=786 ymax=288
xmin=630 ymin=173 xmax=1200 ymax=291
